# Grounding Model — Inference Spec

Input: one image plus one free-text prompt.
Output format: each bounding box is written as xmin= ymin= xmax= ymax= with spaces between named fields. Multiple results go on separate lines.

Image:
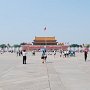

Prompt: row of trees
xmin=70 ymin=44 xmax=90 ymax=48
xmin=0 ymin=43 xmax=27 ymax=49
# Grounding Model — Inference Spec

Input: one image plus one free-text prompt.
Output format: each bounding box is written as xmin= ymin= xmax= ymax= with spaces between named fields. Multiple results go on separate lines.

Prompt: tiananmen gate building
xmin=22 ymin=36 xmax=68 ymax=51
xmin=32 ymin=37 xmax=58 ymax=45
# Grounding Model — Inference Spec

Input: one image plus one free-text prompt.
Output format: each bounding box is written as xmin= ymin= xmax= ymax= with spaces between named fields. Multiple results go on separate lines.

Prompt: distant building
xmin=22 ymin=36 xmax=68 ymax=51
xmin=32 ymin=36 xmax=58 ymax=45
xmin=58 ymin=43 xmax=64 ymax=46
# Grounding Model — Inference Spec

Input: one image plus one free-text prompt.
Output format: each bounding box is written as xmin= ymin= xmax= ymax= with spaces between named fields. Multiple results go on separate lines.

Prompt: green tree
xmin=20 ymin=42 xmax=27 ymax=45
xmin=70 ymin=44 xmax=79 ymax=47
xmin=0 ymin=44 xmax=7 ymax=49
xmin=13 ymin=44 xmax=20 ymax=48
xmin=86 ymin=44 xmax=90 ymax=48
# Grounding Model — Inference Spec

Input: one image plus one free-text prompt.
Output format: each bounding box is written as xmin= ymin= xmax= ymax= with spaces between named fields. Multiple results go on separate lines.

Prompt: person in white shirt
xmin=54 ymin=50 xmax=56 ymax=58
xmin=66 ymin=50 xmax=69 ymax=57
xmin=64 ymin=50 xmax=67 ymax=58
xmin=22 ymin=50 xmax=27 ymax=64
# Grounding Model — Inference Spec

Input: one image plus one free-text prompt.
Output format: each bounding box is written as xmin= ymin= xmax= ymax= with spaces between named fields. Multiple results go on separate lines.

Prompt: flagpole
xmin=44 ymin=27 xmax=47 ymax=48
xmin=45 ymin=37 xmax=47 ymax=46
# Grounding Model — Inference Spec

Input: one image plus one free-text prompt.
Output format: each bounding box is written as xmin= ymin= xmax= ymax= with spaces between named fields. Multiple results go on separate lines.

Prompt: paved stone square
xmin=0 ymin=52 xmax=90 ymax=90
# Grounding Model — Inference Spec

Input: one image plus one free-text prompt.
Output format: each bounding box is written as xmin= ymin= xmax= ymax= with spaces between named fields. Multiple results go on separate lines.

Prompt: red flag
xmin=44 ymin=27 xmax=46 ymax=31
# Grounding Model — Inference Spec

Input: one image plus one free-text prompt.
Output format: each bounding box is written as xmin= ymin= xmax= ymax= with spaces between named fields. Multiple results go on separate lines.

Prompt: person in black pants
xmin=84 ymin=50 xmax=88 ymax=62
xmin=22 ymin=50 xmax=27 ymax=64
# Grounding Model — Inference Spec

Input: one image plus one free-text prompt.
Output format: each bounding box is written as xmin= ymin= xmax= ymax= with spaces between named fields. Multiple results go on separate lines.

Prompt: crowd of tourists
xmin=0 ymin=47 xmax=89 ymax=64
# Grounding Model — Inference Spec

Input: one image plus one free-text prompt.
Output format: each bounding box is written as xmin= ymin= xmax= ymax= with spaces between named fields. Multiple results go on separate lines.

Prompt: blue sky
xmin=0 ymin=0 xmax=90 ymax=45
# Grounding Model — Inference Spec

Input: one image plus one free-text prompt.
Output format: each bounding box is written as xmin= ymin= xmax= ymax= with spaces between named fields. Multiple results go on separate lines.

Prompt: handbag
xmin=41 ymin=56 xmax=44 ymax=59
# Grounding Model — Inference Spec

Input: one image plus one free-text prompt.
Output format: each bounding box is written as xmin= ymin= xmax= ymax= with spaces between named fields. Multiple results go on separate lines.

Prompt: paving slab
xmin=0 ymin=52 xmax=90 ymax=90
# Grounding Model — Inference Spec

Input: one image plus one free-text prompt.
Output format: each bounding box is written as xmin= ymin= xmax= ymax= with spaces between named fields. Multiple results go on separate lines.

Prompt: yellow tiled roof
xmin=34 ymin=37 xmax=56 ymax=41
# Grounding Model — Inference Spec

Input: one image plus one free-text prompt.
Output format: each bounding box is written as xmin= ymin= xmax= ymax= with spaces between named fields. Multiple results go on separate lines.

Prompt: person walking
xmin=84 ymin=49 xmax=88 ymax=62
xmin=54 ymin=50 xmax=56 ymax=58
xmin=17 ymin=50 xmax=19 ymax=56
xmin=41 ymin=50 xmax=47 ymax=63
xmin=59 ymin=50 xmax=62 ymax=57
xmin=64 ymin=50 xmax=67 ymax=58
xmin=22 ymin=50 xmax=27 ymax=64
